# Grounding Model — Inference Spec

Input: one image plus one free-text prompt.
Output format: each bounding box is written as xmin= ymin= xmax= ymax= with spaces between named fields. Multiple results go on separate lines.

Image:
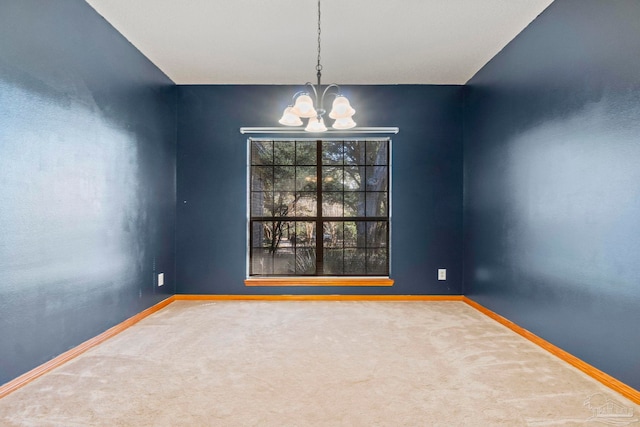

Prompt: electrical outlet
xmin=158 ymin=273 xmax=164 ymax=287
xmin=438 ymin=269 xmax=446 ymax=281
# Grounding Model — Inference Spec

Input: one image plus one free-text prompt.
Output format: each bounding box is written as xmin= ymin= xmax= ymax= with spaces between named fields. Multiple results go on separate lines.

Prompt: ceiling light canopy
xmin=279 ymin=0 xmax=356 ymax=132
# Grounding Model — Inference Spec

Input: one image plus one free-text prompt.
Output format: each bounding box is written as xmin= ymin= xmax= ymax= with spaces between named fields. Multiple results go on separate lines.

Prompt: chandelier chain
xmin=316 ymin=0 xmax=322 ymax=74
xmin=276 ymin=0 xmax=358 ymax=131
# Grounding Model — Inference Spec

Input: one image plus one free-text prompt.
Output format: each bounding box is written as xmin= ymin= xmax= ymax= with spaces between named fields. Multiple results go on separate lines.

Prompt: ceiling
xmin=85 ymin=0 xmax=554 ymax=85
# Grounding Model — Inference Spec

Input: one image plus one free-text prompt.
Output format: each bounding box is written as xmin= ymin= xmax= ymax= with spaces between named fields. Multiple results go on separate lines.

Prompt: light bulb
xmin=279 ymin=106 xmax=303 ymax=126
xmin=291 ymin=94 xmax=317 ymax=118
xmin=332 ymin=117 xmax=356 ymax=130
xmin=328 ymin=95 xmax=355 ymax=119
xmin=305 ymin=117 xmax=328 ymax=132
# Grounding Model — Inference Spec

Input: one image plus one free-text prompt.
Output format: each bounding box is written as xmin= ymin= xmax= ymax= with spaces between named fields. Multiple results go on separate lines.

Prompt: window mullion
xmin=315 ymin=139 xmax=323 ymax=275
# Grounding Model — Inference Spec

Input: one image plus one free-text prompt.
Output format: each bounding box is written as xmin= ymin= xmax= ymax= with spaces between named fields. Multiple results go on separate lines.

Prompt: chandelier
xmin=278 ymin=0 xmax=356 ymax=132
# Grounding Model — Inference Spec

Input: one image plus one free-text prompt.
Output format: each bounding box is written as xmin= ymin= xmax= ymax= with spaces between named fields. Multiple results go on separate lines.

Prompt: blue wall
xmin=0 ymin=0 xmax=176 ymax=385
xmin=464 ymin=0 xmax=640 ymax=390
xmin=176 ymin=85 xmax=464 ymax=295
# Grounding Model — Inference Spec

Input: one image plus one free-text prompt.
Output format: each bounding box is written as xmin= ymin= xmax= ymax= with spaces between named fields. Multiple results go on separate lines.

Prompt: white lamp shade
xmin=305 ymin=117 xmax=328 ymax=132
xmin=328 ymin=95 xmax=355 ymax=119
xmin=290 ymin=94 xmax=317 ymax=118
xmin=332 ymin=116 xmax=357 ymax=130
xmin=279 ymin=106 xmax=303 ymax=126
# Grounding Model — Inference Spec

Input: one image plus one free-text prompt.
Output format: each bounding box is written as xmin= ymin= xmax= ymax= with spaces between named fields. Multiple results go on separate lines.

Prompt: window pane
xmin=342 ymin=221 xmax=358 ymax=247
xmin=253 ymin=221 xmax=294 ymax=251
xmin=251 ymin=191 xmax=273 ymax=217
xmin=252 ymin=166 xmax=273 ymax=191
xmin=322 ymin=166 xmax=343 ymax=191
xmin=295 ymin=221 xmax=316 ymax=247
xmin=366 ymin=140 xmax=388 ymax=165
xmin=366 ymin=192 xmax=387 ymax=217
xmin=252 ymin=222 xmax=269 ymax=248
xmin=272 ymin=252 xmax=295 ymax=275
xmin=343 ymin=192 xmax=365 ymax=217
xmin=274 ymin=141 xmax=295 ymax=165
xmin=323 ymin=249 xmax=344 ymax=274
xmin=294 ymin=192 xmax=317 ymax=217
xmin=343 ymin=166 xmax=363 ymax=190
xmin=357 ymin=222 xmax=370 ymax=247
xmin=296 ymin=166 xmax=317 ymax=191
xmin=294 ymin=221 xmax=316 ymax=274
xmin=251 ymin=140 xmax=273 ymax=165
xmin=323 ymin=192 xmax=343 ymax=217
xmin=294 ymin=247 xmax=316 ymax=274
xmin=273 ymin=192 xmax=295 ymax=216
xmin=273 ymin=166 xmax=295 ymax=191
xmin=344 ymin=141 xmax=365 ymax=165
xmin=296 ymin=141 xmax=317 ymax=165
xmin=365 ymin=166 xmax=387 ymax=191
xmin=322 ymin=141 xmax=343 ymax=165
xmin=344 ymin=248 xmax=366 ymax=274
xmin=252 ymin=249 xmax=273 ymax=275
xmin=252 ymin=220 xmax=295 ymax=275
xmin=367 ymin=249 xmax=388 ymax=275
xmin=323 ymin=222 xmax=343 ymax=248
xmin=366 ymin=222 xmax=388 ymax=247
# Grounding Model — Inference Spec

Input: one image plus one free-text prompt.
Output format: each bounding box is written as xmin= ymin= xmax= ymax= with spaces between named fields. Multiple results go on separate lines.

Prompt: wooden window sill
xmin=244 ymin=277 xmax=394 ymax=287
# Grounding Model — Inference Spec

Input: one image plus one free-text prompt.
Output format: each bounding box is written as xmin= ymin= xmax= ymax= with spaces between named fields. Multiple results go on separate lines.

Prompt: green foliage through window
xmin=249 ymin=139 xmax=390 ymax=276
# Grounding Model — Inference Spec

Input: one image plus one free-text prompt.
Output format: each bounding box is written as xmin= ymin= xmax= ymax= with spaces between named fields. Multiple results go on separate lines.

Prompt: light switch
xmin=438 ymin=269 xmax=446 ymax=281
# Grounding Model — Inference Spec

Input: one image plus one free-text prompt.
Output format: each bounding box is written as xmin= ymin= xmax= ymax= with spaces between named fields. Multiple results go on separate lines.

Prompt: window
xmin=249 ymin=139 xmax=390 ymax=277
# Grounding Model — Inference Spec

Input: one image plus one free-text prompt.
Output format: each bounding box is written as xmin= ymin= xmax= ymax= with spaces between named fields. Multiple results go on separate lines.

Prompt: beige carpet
xmin=0 ymin=301 xmax=638 ymax=426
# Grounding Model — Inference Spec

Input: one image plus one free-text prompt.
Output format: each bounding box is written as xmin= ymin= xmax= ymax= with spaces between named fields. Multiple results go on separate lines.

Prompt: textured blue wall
xmin=177 ymin=85 xmax=464 ymax=295
xmin=464 ymin=0 xmax=640 ymax=389
xmin=0 ymin=0 xmax=176 ymax=385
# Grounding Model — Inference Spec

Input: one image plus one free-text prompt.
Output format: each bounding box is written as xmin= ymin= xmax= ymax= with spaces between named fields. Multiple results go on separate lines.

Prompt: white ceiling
xmin=85 ymin=0 xmax=554 ymax=85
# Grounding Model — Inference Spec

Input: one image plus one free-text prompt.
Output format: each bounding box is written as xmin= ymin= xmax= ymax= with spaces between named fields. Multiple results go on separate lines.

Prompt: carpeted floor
xmin=0 ymin=301 xmax=638 ymax=426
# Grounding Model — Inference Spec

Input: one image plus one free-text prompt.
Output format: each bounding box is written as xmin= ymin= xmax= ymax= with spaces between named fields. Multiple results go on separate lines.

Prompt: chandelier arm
xmin=303 ymin=82 xmax=323 ymax=116
xmin=319 ymin=83 xmax=341 ymax=116
xmin=305 ymin=82 xmax=319 ymax=99
xmin=306 ymin=82 xmax=319 ymax=108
